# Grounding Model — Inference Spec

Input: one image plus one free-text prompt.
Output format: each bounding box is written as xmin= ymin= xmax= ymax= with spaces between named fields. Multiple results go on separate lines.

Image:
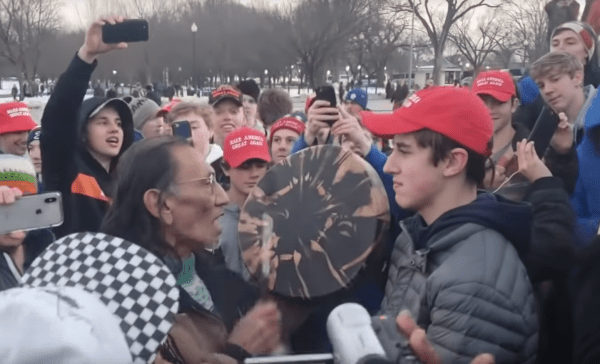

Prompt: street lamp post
xmin=523 ymin=40 xmax=530 ymax=73
xmin=358 ymin=65 xmax=362 ymax=90
xmin=191 ymin=22 xmax=198 ymax=95
xmin=265 ymin=69 xmax=269 ymax=89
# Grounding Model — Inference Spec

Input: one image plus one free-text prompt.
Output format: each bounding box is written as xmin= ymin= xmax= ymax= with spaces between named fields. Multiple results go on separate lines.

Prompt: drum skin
xmin=239 ymin=145 xmax=390 ymax=300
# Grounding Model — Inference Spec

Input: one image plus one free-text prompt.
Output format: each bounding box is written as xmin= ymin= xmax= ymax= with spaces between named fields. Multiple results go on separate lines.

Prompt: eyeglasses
xmin=158 ymin=334 xmax=186 ymax=364
xmin=176 ymin=173 xmax=216 ymax=195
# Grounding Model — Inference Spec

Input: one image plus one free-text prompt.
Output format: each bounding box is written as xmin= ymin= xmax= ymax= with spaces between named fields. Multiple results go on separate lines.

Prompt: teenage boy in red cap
xmin=219 ymin=127 xmax=271 ymax=280
xmin=0 ymin=102 xmax=37 ymax=156
xmin=269 ymin=115 xmax=305 ymax=165
xmin=209 ymin=86 xmax=246 ymax=148
xmin=361 ymin=87 xmax=538 ymax=363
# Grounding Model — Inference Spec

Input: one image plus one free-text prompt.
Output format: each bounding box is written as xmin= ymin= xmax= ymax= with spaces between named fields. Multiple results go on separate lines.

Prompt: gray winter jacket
xmin=380 ymin=194 xmax=538 ymax=364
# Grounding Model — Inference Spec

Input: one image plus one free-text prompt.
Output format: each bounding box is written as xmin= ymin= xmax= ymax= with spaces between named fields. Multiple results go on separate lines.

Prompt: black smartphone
xmin=315 ymin=85 xmax=338 ymax=126
xmin=172 ymin=121 xmax=192 ymax=140
xmin=102 ymin=19 xmax=149 ymax=44
xmin=528 ymin=106 xmax=560 ymax=158
xmin=504 ymin=106 xmax=560 ymax=176
xmin=315 ymin=85 xmax=337 ymax=107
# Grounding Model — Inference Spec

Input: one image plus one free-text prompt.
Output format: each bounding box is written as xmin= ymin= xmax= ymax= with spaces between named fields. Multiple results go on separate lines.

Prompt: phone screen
xmin=172 ymin=121 xmax=192 ymax=140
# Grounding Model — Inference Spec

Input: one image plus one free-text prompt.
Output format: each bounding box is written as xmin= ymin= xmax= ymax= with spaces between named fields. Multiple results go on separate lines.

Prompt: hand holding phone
xmin=78 ymin=16 xmax=131 ymax=64
xmin=0 ymin=192 xmax=64 ymax=235
xmin=315 ymin=86 xmax=339 ymax=127
xmin=528 ymin=107 xmax=561 ymax=158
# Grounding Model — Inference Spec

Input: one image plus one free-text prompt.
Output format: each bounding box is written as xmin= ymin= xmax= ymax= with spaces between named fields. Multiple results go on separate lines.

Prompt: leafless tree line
xmin=0 ymin=0 xmax=550 ymax=92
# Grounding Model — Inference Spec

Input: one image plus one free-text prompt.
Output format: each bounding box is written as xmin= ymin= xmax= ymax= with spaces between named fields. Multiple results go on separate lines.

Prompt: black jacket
xmin=41 ymin=54 xmax=134 ymax=239
xmin=574 ymin=235 xmax=600 ymax=363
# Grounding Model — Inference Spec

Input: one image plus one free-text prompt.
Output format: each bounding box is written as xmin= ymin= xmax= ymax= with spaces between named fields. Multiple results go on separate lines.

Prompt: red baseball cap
xmin=269 ymin=116 xmax=306 ymax=145
xmin=0 ymin=102 xmax=37 ymax=135
xmin=159 ymin=98 xmax=181 ymax=115
xmin=471 ymin=71 xmax=516 ymax=102
xmin=361 ymin=87 xmax=493 ymax=156
xmin=209 ymin=86 xmax=243 ymax=107
xmin=224 ymin=127 xmax=271 ymax=168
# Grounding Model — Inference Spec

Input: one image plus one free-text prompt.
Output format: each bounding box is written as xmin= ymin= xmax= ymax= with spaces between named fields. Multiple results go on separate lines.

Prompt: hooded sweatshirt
xmin=41 ymin=55 xmax=134 ymax=239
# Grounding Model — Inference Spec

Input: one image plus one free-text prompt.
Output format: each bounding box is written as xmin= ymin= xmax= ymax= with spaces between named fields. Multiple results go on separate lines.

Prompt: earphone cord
xmin=493 ymin=171 xmax=520 ymax=194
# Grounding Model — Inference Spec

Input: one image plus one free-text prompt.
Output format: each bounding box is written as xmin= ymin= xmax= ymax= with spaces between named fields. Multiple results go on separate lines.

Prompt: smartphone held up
xmin=315 ymin=85 xmax=339 ymax=127
xmin=102 ymin=19 xmax=149 ymax=44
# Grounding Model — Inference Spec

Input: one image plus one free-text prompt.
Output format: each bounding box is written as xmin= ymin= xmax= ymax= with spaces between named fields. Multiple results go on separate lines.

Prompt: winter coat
xmin=41 ymin=54 xmax=134 ymax=239
xmin=574 ymin=235 xmax=600 ymax=363
xmin=571 ymin=86 xmax=600 ymax=246
xmin=380 ymin=193 xmax=538 ymax=364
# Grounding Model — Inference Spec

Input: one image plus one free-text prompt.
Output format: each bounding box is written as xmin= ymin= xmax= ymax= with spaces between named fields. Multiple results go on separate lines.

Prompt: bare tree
xmin=448 ymin=12 xmax=500 ymax=71
xmin=288 ymin=0 xmax=368 ymax=89
xmin=385 ymin=0 xmax=500 ymax=85
xmin=503 ymin=0 xmax=548 ymax=65
xmin=0 ymin=0 xmax=60 ymax=98
xmin=347 ymin=2 xmax=408 ymax=87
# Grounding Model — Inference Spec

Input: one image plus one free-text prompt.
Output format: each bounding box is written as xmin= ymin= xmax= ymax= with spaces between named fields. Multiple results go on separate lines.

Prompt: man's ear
xmin=143 ymin=189 xmax=174 ymax=225
xmin=443 ymin=148 xmax=469 ymax=178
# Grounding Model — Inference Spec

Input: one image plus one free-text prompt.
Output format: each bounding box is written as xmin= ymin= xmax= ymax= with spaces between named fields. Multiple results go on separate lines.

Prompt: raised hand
xmin=549 ymin=112 xmax=574 ymax=154
xmin=78 ymin=15 xmax=129 ymax=64
xmin=516 ymin=139 xmax=552 ymax=183
xmin=332 ymin=106 xmax=372 ymax=157
xmin=304 ymin=99 xmax=337 ymax=145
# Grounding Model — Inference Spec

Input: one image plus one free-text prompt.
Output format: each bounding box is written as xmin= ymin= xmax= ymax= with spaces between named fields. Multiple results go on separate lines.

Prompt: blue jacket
xmin=571 ymin=90 xmax=600 ymax=246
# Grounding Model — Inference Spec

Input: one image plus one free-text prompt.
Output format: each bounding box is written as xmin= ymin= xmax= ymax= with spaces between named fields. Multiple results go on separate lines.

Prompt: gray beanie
xmin=127 ymin=97 xmax=161 ymax=130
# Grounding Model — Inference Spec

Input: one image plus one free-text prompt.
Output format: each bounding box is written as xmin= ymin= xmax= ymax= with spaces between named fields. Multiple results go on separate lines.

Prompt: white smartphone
xmin=0 ymin=192 xmax=64 ymax=235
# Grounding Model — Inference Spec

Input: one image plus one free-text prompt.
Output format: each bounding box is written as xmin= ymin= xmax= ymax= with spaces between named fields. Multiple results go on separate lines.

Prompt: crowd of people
xmin=2 ymin=11 xmax=600 ymax=364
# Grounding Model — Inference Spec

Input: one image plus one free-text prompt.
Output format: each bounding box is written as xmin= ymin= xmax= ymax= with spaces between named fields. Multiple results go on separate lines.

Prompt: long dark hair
xmin=101 ymin=136 xmax=189 ymax=258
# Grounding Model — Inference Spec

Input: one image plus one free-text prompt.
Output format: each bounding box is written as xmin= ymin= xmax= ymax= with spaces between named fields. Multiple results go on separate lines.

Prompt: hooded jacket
xmin=41 ymin=55 xmax=134 ymax=239
xmin=380 ymin=193 xmax=538 ymax=364
xmin=571 ymin=86 xmax=600 ymax=245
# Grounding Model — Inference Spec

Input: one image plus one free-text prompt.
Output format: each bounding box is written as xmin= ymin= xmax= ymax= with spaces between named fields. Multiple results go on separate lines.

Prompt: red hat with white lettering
xmin=269 ymin=116 xmax=306 ymax=145
xmin=361 ymin=87 xmax=493 ymax=156
xmin=0 ymin=102 xmax=37 ymax=135
xmin=471 ymin=70 xmax=516 ymax=102
xmin=223 ymin=127 xmax=271 ymax=168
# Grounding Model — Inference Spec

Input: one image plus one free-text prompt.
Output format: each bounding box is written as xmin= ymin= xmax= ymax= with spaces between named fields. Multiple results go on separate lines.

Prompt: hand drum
xmin=238 ymin=145 xmax=390 ymax=300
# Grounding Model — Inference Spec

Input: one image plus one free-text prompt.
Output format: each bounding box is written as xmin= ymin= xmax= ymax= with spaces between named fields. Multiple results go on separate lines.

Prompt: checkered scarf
xmin=22 ymin=232 xmax=180 ymax=364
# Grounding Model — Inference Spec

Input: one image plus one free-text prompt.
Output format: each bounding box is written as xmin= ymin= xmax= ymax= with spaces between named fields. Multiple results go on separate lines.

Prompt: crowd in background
xmin=3 ymin=7 xmax=600 ymax=364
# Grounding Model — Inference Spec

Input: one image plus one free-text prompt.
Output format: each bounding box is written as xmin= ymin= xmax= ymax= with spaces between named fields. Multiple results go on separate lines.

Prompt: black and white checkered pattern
xmin=22 ymin=232 xmax=179 ymax=364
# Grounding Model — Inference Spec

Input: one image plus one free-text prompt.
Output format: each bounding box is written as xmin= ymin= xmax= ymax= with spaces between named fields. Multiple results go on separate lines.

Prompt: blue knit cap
xmin=346 ymin=88 xmax=368 ymax=110
xmin=518 ymin=75 xmax=540 ymax=106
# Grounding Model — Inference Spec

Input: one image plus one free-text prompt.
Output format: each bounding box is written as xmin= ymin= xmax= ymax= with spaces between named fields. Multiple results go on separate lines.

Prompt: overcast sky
xmin=60 ymin=0 xmax=587 ymax=31
xmin=60 ymin=0 xmax=296 ymax=30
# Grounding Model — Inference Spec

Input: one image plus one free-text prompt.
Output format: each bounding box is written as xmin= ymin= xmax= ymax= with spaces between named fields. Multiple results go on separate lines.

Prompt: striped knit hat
xmin=0 ymin=154 xmax=37 ymax=194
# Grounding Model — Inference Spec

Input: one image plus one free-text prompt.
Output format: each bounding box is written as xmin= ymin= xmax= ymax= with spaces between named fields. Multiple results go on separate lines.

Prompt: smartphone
xmin=102 ymin=19 xmax=149 ymax=44
xmin=504 ymin=106 xmax=561 ymax=176
xmin=315 ymin=85 xmax=338 ymax=126
xmin=0 ymin=192 xmax=63 ymax=235
xmin=528 ymin=106 xmax=561 ymax=158
xmin=172 ymin=120 xmax=192 ymax=141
